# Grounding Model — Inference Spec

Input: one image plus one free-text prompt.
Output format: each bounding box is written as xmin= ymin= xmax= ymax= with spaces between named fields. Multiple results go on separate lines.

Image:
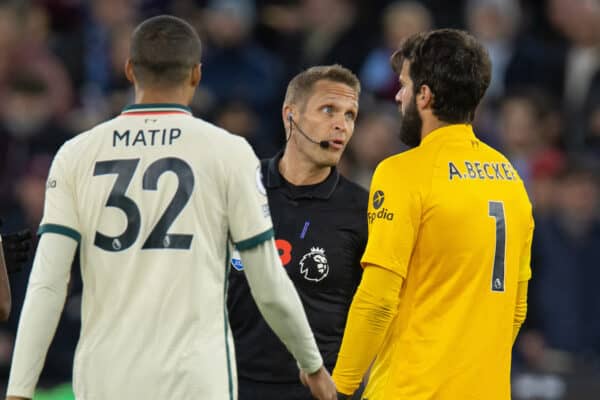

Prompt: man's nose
xmin=333 ymin=115 xmax=347 ymax=132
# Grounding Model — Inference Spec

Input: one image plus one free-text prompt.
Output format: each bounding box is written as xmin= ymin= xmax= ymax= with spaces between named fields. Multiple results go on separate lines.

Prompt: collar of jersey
xmin=121 ymin=103 xmax=192 ymax=116
xmin=264 ymin=150 xmax=339 ymax=200
xmin=420 ymin=123 xmax=475 ymax=146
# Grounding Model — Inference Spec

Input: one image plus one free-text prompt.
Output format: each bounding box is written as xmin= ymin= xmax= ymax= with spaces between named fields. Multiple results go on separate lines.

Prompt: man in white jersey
xmin=6 ymin=15 xmax=337 ymax=400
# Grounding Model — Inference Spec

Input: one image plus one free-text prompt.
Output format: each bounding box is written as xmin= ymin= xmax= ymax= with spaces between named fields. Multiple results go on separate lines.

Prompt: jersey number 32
xmin=93 ymin=157 xmax=194 ymax=252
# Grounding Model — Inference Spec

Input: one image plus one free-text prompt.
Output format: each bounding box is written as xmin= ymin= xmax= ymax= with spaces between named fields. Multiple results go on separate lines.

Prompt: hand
xmin=299 ymin=365 xmax=337 ymax=400
xmin=1 ymin=227 xmax=33 ymax=274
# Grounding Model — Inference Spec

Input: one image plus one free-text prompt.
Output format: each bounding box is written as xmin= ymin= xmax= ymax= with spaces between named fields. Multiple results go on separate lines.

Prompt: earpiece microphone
xmin=287 ymin=113 xmax=330 ymax=149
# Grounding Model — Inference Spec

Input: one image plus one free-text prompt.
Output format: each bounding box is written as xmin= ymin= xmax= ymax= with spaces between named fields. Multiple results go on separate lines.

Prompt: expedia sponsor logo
xmin=373 ymin=190 xmax=385 ymax=209
xmin=368 ymin=207 xmax=394 ymax=223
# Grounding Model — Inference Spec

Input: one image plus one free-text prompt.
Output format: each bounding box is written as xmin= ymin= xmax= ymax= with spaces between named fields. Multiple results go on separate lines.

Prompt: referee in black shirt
xmin=228 ymin=65 xmax=368 ymax=399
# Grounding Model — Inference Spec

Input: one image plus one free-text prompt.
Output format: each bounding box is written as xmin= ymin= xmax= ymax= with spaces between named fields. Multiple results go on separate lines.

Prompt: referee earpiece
xmin=287 ymin=113 xmax=293 ymax=122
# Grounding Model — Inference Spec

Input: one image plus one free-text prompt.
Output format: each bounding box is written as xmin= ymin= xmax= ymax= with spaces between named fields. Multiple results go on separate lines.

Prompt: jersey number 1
xmin=488 ymin=201 xmax=506 ymax=292
xmin=93 ymin=158 xmax=194 ymax=252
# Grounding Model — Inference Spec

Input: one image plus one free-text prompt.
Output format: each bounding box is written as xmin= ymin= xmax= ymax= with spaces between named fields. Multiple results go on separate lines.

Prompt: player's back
xmin=55 ymin=104 xmax=251 ymax=399
xmin=367 ymin=124 xmax=533 ymax=400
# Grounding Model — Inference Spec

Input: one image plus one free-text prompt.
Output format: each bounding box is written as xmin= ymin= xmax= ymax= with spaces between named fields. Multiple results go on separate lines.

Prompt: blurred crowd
xmin=0 ymin=0 xmax=599 ymax=399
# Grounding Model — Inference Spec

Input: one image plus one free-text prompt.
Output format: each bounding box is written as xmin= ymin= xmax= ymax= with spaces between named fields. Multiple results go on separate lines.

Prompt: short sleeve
xmin=227 ymin=140 xmax=273 ymax=250
xmin=360 ymin=161 xmax=421 ymax=278
xmin=38 ymin=143 xmax=81 ymax=242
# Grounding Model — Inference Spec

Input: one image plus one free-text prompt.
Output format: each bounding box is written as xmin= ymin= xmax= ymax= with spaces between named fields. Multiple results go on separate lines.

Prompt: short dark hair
xmin=284 ymin=65 xmax=361 ymax=109
xmin=391 ymin=29 xmax=491 ymax=123
xmin=130 ymin=15 xmax=202 ymax=87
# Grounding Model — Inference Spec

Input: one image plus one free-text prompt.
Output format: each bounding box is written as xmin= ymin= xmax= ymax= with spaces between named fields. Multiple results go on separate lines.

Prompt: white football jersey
xmin=39 ymin=104 xmax=273 ymax=399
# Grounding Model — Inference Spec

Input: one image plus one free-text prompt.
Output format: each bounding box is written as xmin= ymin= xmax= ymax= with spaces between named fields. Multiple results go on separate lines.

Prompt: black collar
xmin=264 ymin=150 xmax=340 ymax=200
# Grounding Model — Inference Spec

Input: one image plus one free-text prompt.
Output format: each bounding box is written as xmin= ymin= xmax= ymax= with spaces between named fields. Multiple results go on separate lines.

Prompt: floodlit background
xmin=0 ymin=0 xmax=599 ymax=399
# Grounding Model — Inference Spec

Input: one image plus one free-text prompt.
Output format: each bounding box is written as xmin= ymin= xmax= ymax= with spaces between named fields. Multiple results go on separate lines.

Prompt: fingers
xmin=299 ymin=370 xmax=308 ymax=386
xmin=303 ymin=367 xmax=337 ymax=400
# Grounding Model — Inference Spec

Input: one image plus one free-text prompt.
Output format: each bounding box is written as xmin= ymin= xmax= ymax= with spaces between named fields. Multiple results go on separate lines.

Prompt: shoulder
xmin=189 ymin=117 xmax=243 ymax=143
xmin=337 ymin=174 xmax=369 ymax=205
xmin=373 ymin=148 xmax=425 ymax=181
xmin=203 ymin=118 xmax=253 ymax=149
xmin=479 ymin=140 xmax=512 ymax=163
xmin=52 ymin=126 xmax=98 ymax=166
xmin=186 ymin=117 xmax=258 ymax=163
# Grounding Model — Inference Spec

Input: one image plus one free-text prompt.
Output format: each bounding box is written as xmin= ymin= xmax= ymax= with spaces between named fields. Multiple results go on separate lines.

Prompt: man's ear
xmin=416 ymin=84 xmax=434 ymax=110
xmin=125 ymin=59 xmax=136 ymax=84
xmin=283 ymin=104 xmax=294 ymax=123
xmin=191 ymin=63 xmax=202 ymax=87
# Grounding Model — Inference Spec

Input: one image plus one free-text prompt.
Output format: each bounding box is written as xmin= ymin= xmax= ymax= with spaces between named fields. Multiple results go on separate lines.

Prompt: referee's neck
xmin=278 ymin=151 xmax=331 ymax=186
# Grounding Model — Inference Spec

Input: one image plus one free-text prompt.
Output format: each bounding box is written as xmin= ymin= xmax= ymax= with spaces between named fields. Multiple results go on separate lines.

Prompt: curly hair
xmin=391 ymin=29 xmax=491 ymax=123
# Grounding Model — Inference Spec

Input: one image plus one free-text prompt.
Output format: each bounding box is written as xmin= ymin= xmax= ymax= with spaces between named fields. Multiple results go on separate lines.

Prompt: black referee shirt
xmin=227 ymin=151 xmax=368 ymax=383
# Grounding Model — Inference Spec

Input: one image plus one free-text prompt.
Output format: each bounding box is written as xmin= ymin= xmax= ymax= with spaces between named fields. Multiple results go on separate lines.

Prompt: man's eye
xmin=322 ymin=106 xmax=333 ymax=114
xmin=345 ymin=112 xmax=356 ymax=120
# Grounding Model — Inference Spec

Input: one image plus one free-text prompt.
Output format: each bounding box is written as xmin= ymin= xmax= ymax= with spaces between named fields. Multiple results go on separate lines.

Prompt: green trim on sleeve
xmin=38 ymin=224 xmax=81 ymax=243
xmin=234 ymin=228 xmax=274 ymax=251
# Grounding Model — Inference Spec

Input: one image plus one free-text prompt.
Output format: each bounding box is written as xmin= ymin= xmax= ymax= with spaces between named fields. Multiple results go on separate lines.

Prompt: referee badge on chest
xmin=299 ymin=247 xmax=329 ymax=282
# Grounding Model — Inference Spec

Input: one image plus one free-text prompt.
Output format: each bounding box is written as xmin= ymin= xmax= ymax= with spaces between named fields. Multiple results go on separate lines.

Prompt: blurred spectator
xmin=529 ymin=150 xmax=566 ymax=217
xmin=0 ymin=0 xmax=597 ymax=395
xmin=466 ymin=0 xmax=522 ymax=100
xmin=212 ymin=100 xmax=279 ymax=158
xmin=521 ymin=161 xmax=600 ymax=374
xmin=0 ymin=4 xmax=20 ymax=89
xmin=255 ymin=0 xmax=305 ymax=52
xmin=360 ymin=1 xmax=432 ymax=101
xmin=297 ymin=0 xmax=372 ymax=76
xmin=496 ymin=88 xmax=564 ymax=188
xmin=198 ymin=0 xmax=283 ymax=113
xmin=545 ymin=0 xmax=600 ymax=151
xmin=0 ymin=3 xmax=73 ymax=118
xmin=0 ymin=154 xmax=81 ymax=391
xmin=466 ymin=0 xmax=571 ymax=108
xmin=79 ymin=0 xmax=138 ymax=125
xmin=0 ymin=72 xmax=71 ymax=208
xmin=582 ymin=65 xmax=600 ymax=157
xmin=346 ymin=105 xmax=402 ymax=189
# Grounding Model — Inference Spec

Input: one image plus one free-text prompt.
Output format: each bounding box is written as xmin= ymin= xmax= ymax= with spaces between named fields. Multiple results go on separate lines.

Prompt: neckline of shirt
xmin=121 ymin=103 xmax=192 ymax=116
xmin=420 ymin=123 xmax=476 ymax=146
xmin=265 ymin=151 xmax=340 ymax=200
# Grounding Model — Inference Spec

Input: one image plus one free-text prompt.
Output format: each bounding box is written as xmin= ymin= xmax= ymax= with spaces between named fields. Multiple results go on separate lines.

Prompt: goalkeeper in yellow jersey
xmin=331 ymin=29 xmax=533 ymax=400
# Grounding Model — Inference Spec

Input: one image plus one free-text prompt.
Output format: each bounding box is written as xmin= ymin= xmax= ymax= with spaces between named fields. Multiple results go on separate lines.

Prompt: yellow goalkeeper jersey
xmin=361 ymin=124 xmax=533 ymax=400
